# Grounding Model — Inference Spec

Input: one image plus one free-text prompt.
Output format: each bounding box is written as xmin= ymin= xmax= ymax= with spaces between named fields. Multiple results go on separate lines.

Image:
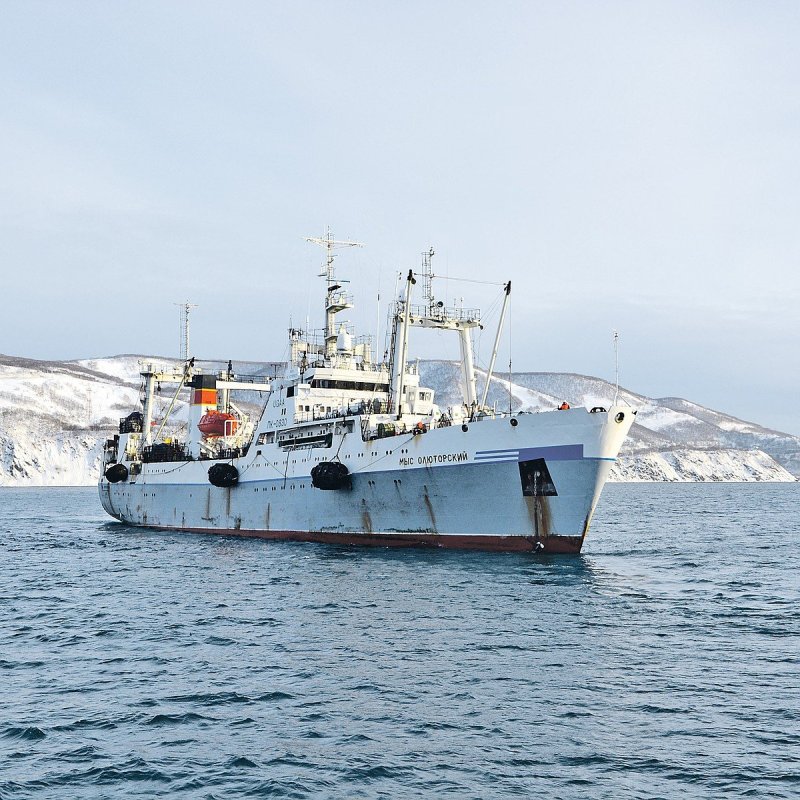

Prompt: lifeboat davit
xmin=198 ymin=411 xmax=238 ymax=437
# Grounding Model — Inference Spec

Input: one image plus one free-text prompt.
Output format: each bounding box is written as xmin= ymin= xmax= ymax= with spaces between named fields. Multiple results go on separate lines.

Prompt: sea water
xmin=1 ymin=484 xmax=798 ymax=799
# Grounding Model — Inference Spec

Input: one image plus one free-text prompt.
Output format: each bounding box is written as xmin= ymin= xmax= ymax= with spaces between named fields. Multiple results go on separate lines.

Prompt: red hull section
xmin=136 ymin=526 xmax=585 ymax=554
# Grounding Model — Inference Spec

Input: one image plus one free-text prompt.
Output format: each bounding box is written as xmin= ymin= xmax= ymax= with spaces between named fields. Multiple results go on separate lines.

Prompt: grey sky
xmin=1 ymin=1 xmax=798 ymax=434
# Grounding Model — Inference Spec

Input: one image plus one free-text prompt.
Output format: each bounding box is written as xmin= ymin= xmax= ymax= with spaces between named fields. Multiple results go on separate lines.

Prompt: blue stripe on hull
xmin=474 ymin=443 xmax=585 ymax=463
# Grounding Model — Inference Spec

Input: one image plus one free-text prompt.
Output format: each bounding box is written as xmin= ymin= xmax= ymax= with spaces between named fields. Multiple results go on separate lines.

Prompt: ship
xmin=99 ymin=232 xmax=636 ymax=553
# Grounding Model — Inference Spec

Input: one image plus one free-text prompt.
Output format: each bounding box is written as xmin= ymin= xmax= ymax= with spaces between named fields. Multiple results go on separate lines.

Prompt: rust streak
xmin=361 ymin=499 xmax=373 ymax=533
xmin=523 ymin=496 xmax=538 ymax=536
xmin=538 ymin=495 xmax=552 ymax=538
xmin=581 ymin=509 xmax=593 ymax=542
xmin=422 ymin=487 xmax=438 ymax=533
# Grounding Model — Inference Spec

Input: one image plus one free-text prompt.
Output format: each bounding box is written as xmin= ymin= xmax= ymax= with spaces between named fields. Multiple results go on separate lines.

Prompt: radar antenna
xmin=305 ymin=226 xmax=364 ymax=287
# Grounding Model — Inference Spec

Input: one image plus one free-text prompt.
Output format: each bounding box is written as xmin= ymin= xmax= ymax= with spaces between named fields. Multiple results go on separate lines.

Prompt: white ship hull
xmin=100 ymin=407 xmax=634 ymax=554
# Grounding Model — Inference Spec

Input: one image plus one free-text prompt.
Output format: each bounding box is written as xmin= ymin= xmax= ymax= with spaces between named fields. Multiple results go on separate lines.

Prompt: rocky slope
xmin=0 ymin=354 xmax=796 ymax=485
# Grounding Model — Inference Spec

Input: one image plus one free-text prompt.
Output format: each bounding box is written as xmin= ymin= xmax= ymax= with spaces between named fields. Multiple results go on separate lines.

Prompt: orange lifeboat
xmin=198 ymin=411 xmax=238 ymax=437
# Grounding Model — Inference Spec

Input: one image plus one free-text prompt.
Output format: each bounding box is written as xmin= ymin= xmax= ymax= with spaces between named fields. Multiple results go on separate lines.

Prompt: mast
xmin=459 ymin=328 xmax=478 ymax=411
xmin=421 ymin=247 xmax=435 ymax=307
xmin=480 ymin=281 xmax=512 ymax=408
xmin=403 ymin=248 xmax=483 ymax=410
xmin=174 ymin=301 xmax=198 ymax=362
xmin=305 ymin=228 xmax=363 ymax=358
xmin=142 ymin=371 xmax=156 ymax=445
xmin=390 ymin=269 xmax=416 ymax=418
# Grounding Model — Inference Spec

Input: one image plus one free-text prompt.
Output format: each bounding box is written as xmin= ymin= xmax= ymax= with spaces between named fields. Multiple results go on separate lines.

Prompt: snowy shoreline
xmin=0 ymin=354 xmax=797 ymax=486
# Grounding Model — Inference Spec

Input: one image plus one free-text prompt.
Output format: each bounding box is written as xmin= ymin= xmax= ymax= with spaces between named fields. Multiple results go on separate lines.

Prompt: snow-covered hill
xmin=0 ymin=354 xmax=796 ymax=485
xmin=420 ymin=361 xmax=798 ymax=482
xmin=0 ymin=355 xmax=140 ymax=486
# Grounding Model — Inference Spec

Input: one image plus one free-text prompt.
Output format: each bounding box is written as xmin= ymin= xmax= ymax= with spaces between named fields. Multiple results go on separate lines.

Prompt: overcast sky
xmin=1 ymin=1 xmax=798 ymax=433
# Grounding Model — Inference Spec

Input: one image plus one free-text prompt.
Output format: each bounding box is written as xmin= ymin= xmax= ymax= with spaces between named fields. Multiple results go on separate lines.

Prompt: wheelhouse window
xmin=310 ymin=378 xmax=390 ymax=393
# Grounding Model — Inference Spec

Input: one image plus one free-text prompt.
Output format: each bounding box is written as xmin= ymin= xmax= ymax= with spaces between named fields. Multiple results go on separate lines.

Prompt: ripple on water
xmin=0 ymin=484 xmax=798 ymax=799
xmin=2 ymin=726 xmax=46 ymax=741
xmin=146 ymin=712 xmax=218 ymax=726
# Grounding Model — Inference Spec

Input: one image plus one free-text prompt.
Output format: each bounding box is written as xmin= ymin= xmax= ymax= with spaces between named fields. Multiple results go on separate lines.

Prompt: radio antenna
xmin=613 ymin=329 xmax=620 ymax=405
xmin=374 ymin=273 xmax=381 ymax=368
xmin=174 ymin=301 xmax=198 ymax=362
